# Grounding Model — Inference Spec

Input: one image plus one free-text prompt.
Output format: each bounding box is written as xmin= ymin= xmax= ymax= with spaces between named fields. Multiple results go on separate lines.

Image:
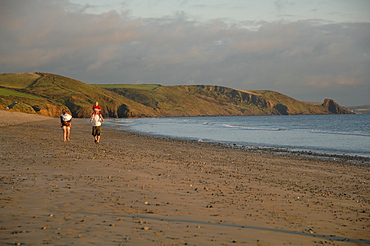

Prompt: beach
xmin=0 ymin=111 xmax=369 ymax=245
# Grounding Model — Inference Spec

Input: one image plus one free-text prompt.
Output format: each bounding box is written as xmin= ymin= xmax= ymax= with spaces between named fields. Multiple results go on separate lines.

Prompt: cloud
xmin=0 ymin=0 xmax=369 ymax=105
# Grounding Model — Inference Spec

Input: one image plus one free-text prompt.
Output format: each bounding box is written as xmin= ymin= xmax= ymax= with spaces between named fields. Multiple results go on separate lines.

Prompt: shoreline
xmin=104 ymin=115 xmax=370 ymax=164
xmin=106 ymin=122 xmax=370 ymax=164
xmin=3 ymin=110 xmax=369 ymax=162
xmin=1 ymin=116 xmax=369 ymax=245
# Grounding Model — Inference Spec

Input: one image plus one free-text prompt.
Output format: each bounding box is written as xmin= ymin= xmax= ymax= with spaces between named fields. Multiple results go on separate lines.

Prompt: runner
xmin=90 ymin=107 xmax=104 ymax=143
xmin=60 ymin=109 xmax=72 ymax=142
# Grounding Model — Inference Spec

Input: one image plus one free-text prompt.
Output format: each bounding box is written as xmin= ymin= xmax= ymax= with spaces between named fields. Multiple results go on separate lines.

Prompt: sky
xmin=1 ymin=0 xmax=369 ymax=106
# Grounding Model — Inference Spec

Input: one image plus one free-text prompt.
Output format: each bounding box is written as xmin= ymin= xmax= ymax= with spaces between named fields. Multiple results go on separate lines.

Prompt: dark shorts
xmin=61 ymin=122 xmax=71 ymax=128
xmin=92 ymin=126 xmax=102 ymax=136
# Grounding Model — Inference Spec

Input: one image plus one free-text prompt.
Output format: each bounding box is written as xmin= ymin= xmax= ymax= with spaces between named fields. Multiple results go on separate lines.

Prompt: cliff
xmin=0 ymin=72 xmax=352 ymax=118
xmin=103 ymin=85 xmax=349 ymax=117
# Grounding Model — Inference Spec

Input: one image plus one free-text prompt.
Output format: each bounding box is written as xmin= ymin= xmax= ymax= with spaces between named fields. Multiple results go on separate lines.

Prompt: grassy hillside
xmin=0 ymin=88 xmax=40 ymax=99
xmin=99 ymin=84 xmax=349 ymax=117
xmin=93 ymin=84 xmax=161 ymax=90
xmin=0 ymin=73 xmax=351 ymax=118
xmin=0 ymin=73 xmax=40 ymax=89
xmin=0 ymin=73 xmax=154 ymax=117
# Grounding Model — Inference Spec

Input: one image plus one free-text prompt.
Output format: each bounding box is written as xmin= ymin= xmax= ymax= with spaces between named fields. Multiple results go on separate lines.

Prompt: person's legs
xmin=66 ymin=127 xmax=71 ymax=141
xmin=96 ymin=126 xmax=102 ymax=143
xmin=62 ymin=126 xmax=67 ymax=142
xmin=92 ymin=127 xmax=98 ymax=142
xmin=92 ymin=126 xmax=102 ymax=143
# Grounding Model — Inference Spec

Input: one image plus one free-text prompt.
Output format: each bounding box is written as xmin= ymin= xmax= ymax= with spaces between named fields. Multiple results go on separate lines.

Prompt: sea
xmin=106 ymin=114 xmax=370 ymax=161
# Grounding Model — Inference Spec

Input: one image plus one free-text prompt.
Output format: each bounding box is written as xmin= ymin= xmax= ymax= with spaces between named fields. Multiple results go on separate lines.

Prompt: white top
xmin=90 ymin=113 xmax=103 ymax=126
xmin=61 ymin=113 xmax=72 ymax=121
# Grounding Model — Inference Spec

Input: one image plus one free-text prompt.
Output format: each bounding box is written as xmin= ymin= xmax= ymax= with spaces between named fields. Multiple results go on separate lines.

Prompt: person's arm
xmin=100 ymin=114 xmax=104 ymax=122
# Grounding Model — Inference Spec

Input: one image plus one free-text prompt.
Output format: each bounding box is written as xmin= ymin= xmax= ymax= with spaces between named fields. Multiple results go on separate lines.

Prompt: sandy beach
xmin=0 ymin=111 xmax=369 ymax=245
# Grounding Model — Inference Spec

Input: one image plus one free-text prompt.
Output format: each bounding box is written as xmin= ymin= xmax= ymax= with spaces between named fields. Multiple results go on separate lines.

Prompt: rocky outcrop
xmin=198 ymin=86 xmax=294 ymax=115
xmin=322 ymin=99 xmax=352 ymax=114
xmin=37 ymin=104 xmax=64 ymax=117
xmin=199 ymin=85 xmax=273 ymax=108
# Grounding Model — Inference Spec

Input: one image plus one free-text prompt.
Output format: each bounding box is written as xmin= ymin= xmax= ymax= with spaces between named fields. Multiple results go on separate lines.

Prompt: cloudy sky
xmin=1 ymin=0 xmax=369 ymax=106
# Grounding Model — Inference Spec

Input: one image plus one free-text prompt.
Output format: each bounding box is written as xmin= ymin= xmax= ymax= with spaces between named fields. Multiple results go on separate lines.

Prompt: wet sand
xmin=0 ymin=111 xmax=369 ymax=245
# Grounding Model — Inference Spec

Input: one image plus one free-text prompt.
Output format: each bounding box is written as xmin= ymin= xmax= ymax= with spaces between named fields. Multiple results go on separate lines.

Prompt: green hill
xmin=0 ymin=72 xmax=351 ymax=118
xmin=99 ymin=84 xmax=351 ymax=117
xmin=0 ymin=73 xmax=152 ymax=117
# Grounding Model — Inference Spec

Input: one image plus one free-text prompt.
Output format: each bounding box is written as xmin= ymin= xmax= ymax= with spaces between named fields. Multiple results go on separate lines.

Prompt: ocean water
xmin=106 ymin=114 xmax=370 ymax=159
